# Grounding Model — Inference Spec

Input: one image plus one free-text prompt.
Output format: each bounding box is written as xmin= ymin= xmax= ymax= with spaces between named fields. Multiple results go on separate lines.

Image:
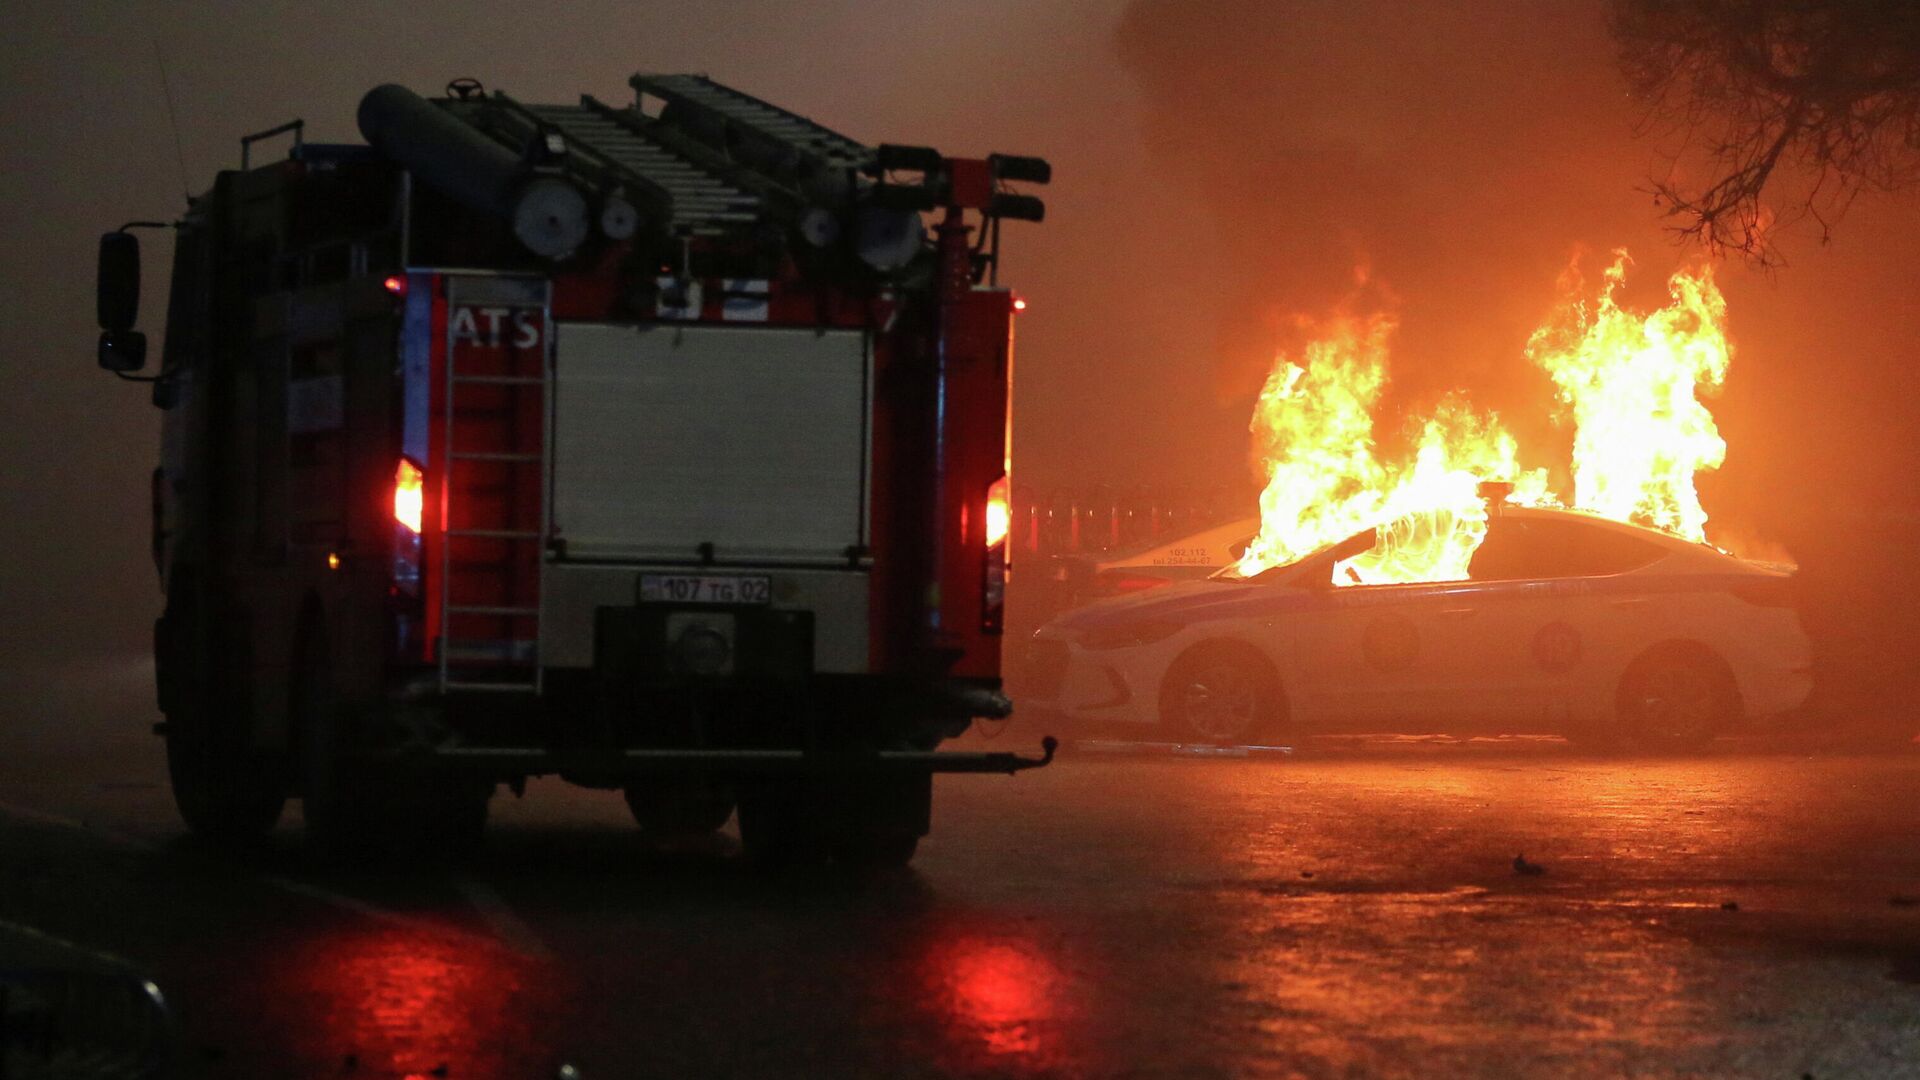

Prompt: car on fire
xmin=1025 ymin=504 xmax=1812 ymax=750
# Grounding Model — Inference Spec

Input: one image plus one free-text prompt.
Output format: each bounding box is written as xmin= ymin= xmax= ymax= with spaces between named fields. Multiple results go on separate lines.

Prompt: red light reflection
xmin=946 ymin=941 xmax=1055 ymax=1055
xmin=917 ymin=929 xmax=1092 ymax=1073
xmin=289 ymin=924 xmax=550 ymax=1077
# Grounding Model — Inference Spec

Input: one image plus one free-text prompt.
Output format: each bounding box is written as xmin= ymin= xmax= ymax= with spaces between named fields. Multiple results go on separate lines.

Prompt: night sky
xmin=3 ymin=1 xmax=1915 ymax=667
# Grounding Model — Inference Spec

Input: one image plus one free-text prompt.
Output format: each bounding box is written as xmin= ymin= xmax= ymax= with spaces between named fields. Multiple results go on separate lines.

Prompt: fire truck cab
xmin=95 ymin=75 xmax=1054 ymax=864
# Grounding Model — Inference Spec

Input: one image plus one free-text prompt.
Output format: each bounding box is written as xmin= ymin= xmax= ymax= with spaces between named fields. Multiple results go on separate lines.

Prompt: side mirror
xmin=97 ymin=231 xmax=141 ymax=331
xmin=98 ymin=329 xmax=147 ymax=372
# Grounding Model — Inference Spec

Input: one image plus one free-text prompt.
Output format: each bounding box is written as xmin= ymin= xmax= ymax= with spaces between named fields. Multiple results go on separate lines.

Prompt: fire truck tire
xmin=292 ymin=621 xmax=387 ymax=859
xmin=832 ymin=832 xmax=920 ymax=869
xmin=1616 ymin=643 xmax=1738 ymax=753
xmin=622 ymin=781 xmax=734 ymax=837
xmin=158 ymin=591 xmax=286 ymax=843
xmin=829 ymin=773 xmax=930 ymax=869
xmin=735 ymin=781 xmax=829 ymax=868
xmin=1159 ymin=642 xmax=1285 ymax=746
xmin=399 ymin=778 xmax=493 ymax=854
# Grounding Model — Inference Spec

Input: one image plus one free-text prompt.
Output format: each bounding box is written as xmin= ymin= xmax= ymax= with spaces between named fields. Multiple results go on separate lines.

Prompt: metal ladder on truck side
xmin=438 ymin=280 xmax=549 ymax=694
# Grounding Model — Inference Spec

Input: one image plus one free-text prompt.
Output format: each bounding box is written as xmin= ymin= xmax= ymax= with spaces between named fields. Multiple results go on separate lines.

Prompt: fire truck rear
xmin=94 ymin=75 xmax=1055 ymax=864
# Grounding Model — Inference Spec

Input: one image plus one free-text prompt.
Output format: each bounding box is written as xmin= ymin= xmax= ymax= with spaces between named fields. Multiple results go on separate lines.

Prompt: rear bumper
xmin=1737 ymin=663 xmax=1816 ymax=720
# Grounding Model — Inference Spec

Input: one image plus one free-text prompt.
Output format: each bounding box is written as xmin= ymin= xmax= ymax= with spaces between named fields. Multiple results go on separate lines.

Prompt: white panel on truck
xmin=551 ymin=323 xmax=869 ymax=564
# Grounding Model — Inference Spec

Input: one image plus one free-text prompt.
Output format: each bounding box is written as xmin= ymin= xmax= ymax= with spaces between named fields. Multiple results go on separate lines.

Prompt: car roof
xmin=1494 ymin=504 xmax=1761 ymax=567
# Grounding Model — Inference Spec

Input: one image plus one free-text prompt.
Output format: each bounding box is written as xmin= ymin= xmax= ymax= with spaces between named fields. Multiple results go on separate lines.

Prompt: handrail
xmin=240 ymin=118 xmax=304 ymax=170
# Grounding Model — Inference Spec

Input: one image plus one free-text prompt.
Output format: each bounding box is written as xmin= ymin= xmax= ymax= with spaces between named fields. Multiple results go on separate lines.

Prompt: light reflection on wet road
xmin=2 ymin=669 xmax=1918 ymax=1078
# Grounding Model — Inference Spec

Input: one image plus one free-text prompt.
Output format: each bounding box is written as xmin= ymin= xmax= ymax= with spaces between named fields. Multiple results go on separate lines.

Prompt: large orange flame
xmin=1238 ymin=252 xmax=1731 ymax=582
xmin=1528 ymin=251 xmax=1729 ymax=541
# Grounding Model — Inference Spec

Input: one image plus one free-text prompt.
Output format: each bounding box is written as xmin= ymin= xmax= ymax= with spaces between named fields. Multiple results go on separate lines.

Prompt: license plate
xmin=638 ymin=573 xmax=772 ymax=606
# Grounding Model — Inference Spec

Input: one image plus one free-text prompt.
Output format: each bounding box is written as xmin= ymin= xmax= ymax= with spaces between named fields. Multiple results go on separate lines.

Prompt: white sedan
xmin=1024 ymin=506 xmax=1812 ymax=750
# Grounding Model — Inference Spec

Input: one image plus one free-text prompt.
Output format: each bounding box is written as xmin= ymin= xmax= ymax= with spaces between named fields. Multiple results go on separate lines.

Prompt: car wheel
xmin=1617 ymin=646 xmax=1736 ymax=752
xmin=1161 ymin=645 xmax=1282 ymax=745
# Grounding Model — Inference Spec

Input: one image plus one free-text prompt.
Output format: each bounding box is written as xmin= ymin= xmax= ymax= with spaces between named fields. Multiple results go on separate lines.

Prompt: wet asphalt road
xmin=4 ymin=659 xmax=1920 ymax=1079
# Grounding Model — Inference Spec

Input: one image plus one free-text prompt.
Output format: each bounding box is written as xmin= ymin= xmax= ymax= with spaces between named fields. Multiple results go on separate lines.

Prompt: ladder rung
xmin=451 ymin=451 xmax=542 ymax=462
xmin=453 ymin=374 xmax=544 ymax=385
xmin=443 ymin=680 xmax=540 ymax=693
xmin=446 ymin=529 xmax=543 ymax=539
xmin=447 ymin=605 xmax=540 ymax=616
xmin=443 ymin=640 xmax=538 ymax=662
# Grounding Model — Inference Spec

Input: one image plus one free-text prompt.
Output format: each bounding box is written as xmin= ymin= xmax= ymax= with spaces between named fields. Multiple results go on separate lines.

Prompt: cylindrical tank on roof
xmin=357 ymin=83 xmax=590 ymax=260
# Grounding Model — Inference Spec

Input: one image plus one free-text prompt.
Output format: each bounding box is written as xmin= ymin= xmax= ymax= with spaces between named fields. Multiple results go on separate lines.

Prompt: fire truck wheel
xmin=735 ymin=781 xmax=829 ymax=869
xmin=622 ymin=781 xmax=734 ymax=837
xmin=832 ymin=832 xmax=919 ymax=869
xmin=159 ymin=596 xmax=286 ymax=843
xmin=1617 ymin=644 xmax=1738 ymax=753
xmin=292 ymin=623 xmax=384 ymax=859
xmin=397 ymin=778 xmax=493 ymax=854
xmin=1160 ymin=643 xmax=1285 ymax=746
xmin=829 ymin=772 xmax=929 ymax=869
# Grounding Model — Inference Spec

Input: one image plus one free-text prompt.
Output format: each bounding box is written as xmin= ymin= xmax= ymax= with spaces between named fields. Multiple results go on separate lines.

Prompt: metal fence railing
xmin=1010 ymin=485 xmax=1252 ymax=561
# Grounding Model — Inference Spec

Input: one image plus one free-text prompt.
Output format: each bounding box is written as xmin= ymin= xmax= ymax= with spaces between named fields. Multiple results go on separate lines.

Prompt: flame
xmin=1238 ymin=251 xmax=1730 ymax=581
xmin=1237 ymin=309 xmax=1546 ymax=583
xmin=1527 ymin=251 xmax=1729 ymax=541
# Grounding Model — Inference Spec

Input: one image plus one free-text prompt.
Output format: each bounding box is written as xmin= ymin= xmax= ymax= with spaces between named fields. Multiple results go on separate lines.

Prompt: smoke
xmin=1116 ymin=2 xmax=1657 ymax=436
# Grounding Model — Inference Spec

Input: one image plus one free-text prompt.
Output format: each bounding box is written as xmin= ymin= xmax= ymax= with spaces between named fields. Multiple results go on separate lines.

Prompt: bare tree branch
xmin=1610 ymin=0 xmax=1920 ymax=263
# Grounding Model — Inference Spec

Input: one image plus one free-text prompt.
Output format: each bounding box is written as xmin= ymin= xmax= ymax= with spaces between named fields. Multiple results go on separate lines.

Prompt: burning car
xmin=1025 ymin=501 xmax=1811 ymax=750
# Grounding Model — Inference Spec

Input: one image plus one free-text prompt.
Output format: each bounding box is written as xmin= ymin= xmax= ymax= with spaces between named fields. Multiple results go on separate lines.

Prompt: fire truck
xmin=94 ymin=75 xmax=1055 ymax=864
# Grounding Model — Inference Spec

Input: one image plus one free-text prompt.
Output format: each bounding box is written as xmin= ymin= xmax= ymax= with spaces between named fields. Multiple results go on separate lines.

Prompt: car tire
xmin=1160 ymin=643 xmax=1284 ymax=746
xmin=1617 ymin=645 xmax=1737 ymax=752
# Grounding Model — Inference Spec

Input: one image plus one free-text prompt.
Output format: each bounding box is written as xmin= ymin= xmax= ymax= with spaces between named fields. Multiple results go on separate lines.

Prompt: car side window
xmin=1468 ymin=519 xmax=1665 ymax=581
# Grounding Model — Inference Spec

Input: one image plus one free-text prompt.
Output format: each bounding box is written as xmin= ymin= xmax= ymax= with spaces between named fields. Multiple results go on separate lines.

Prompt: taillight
xmin=985 ymin=475 xmax=1010 ymax=549
xmin=982 ymin=475 xmax=1010 ymax=634
xmin=392 ymin=457 xmax=424 ymax=600
xmin=393 ymin=458 xmax=424 ymax=534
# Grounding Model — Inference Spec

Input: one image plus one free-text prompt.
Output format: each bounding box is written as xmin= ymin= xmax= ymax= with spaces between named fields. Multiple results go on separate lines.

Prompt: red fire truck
xmin=94 ymin=75 xmax=1054 ymax=864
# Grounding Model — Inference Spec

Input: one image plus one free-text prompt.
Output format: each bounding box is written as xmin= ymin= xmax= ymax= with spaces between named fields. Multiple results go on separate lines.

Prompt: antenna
xmin=149 ymin=35 xmax=191 ymax=204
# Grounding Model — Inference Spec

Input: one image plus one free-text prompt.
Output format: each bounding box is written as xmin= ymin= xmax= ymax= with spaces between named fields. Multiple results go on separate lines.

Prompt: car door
xmin=1290 ymin=576 xmax=1471 ymax=732
xmin=1437 ymin=515 xmax=1673 ymax=730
